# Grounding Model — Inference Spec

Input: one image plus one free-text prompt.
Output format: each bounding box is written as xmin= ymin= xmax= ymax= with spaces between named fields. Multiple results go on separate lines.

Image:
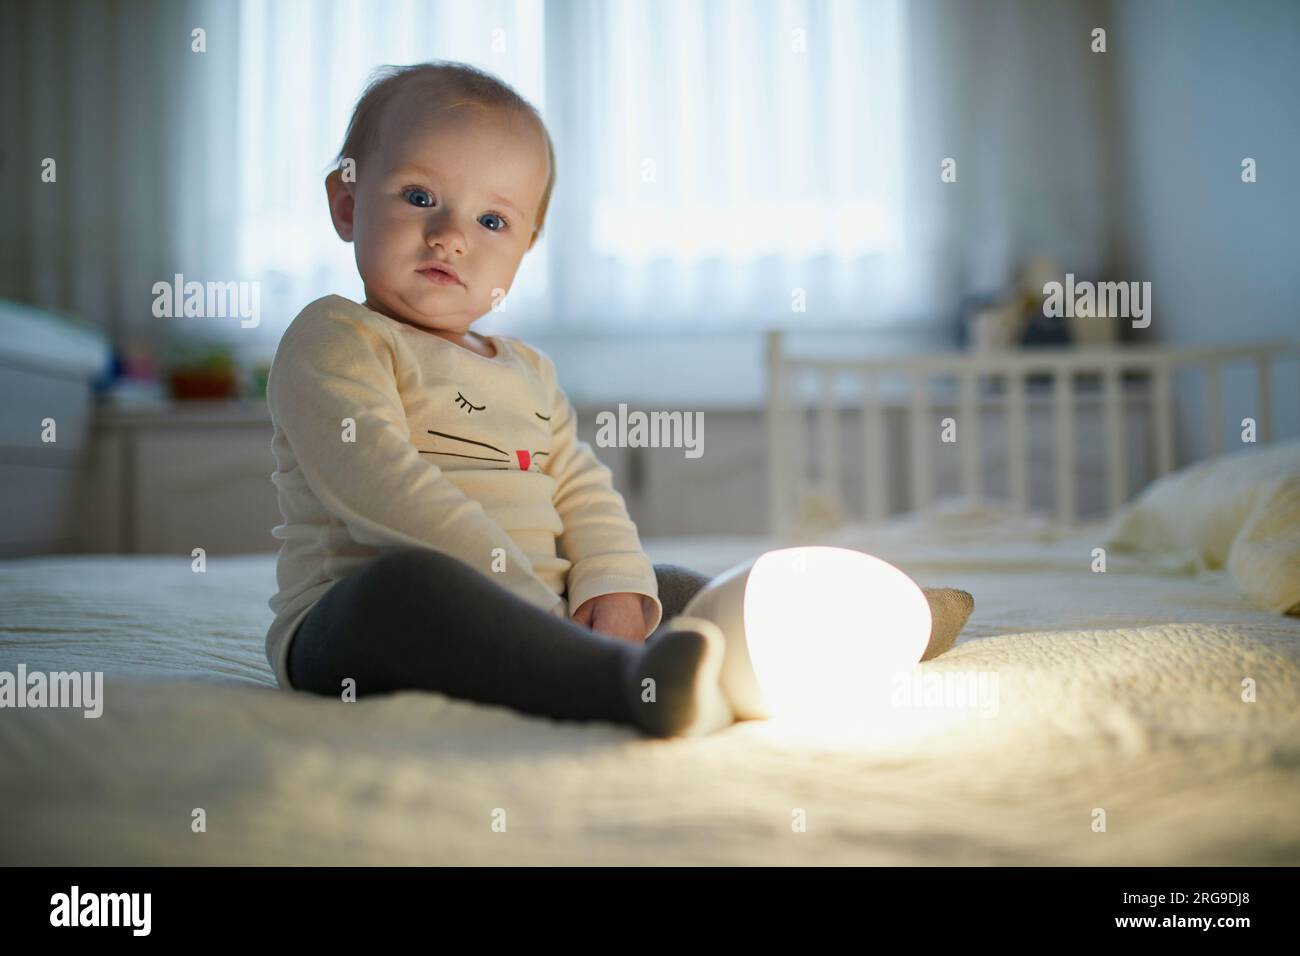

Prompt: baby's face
xmin=329 ymin=96 xmax=549 ymax=335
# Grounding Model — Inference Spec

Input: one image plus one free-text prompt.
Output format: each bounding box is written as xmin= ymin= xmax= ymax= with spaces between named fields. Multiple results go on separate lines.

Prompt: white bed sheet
xmin=2 ymin=509 xmax=1298 ymax=865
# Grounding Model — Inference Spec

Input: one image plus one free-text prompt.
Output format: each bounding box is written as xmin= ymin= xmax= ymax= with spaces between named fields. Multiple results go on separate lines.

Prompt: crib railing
xmin=765 ymin=331 xmax=1300 ymax=536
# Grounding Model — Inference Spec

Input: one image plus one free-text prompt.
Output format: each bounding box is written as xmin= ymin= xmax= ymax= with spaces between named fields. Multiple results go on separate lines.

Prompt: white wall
xmin=1106 ymin=0 xmax=1300 ymax=459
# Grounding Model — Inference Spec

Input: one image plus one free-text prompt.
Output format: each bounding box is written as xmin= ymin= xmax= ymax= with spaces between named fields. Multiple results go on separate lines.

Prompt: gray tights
xmin=286 ymin=547 xmax=712 ymax=728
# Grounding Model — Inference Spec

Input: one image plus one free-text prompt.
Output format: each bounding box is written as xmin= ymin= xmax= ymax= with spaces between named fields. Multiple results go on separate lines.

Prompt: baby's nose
xmin=515 ymin=450 xmax=531 ymax=470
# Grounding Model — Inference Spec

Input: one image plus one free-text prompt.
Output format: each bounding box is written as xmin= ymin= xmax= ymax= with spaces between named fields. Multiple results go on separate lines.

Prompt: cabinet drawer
xmin=132 ymin=428 xmax=281 ymax=554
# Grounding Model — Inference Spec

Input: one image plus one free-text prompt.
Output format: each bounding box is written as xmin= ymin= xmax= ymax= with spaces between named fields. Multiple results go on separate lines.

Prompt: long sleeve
xmin=267 ymin=307 xmax=565 ymax=614
xmin=533 ymin=349 xmax=664 ymax=635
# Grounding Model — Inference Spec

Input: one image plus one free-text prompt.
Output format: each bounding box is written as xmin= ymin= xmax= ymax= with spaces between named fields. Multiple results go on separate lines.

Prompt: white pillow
xmin=1103 ymin=438 xmax=1300 ymax=613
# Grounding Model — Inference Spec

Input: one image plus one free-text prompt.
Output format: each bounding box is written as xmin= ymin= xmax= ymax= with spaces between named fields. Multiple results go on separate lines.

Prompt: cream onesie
xmin=264 ymin=294 xmax=664 ymax=690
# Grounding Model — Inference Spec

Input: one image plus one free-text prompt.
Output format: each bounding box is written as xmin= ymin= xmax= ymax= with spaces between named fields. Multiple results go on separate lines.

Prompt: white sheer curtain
xmin=2 ymin=0 xmax=1115 ymax=361
xmin=541 ymin=0 xmax=910 ymax=331
xmin=0 ymin=0 xmax=242 ymax=352
xmin=231 ymin=0 xmax=915 ymax=339
xmin=514 ymin=0 xmax=1112 ymax=338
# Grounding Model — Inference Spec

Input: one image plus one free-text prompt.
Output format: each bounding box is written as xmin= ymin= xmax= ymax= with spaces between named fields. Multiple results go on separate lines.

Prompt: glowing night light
xmin=681 ymin=546 xmax=932 ymax=721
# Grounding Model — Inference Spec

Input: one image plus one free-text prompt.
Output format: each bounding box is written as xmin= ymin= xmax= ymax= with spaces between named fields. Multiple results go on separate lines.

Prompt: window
xmin=232 ymin=0 xmax=906 ymax=339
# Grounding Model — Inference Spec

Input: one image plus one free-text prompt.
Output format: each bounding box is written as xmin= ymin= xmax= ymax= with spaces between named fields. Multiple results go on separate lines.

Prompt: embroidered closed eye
xmin=454 ymin=391 xmax=485 ymax=414
xmin=535 ymin=412 xmax=550 ymax=421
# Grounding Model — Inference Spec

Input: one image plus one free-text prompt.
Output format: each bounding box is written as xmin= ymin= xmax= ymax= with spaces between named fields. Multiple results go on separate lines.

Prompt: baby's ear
xmin=325 ymin=169 xmax=356 ymax=242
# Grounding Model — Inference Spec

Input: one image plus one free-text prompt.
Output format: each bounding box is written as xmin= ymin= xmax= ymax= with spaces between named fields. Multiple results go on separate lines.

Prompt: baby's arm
xmin=268 ymin=305 xmax=562 ymax=612
xmin=529 ymin=349 xmax=663 ymax=636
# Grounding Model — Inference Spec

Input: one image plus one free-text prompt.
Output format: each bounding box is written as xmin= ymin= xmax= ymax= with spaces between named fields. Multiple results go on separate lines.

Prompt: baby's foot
xmin=624 ymin=616 xmax=734 ymax=738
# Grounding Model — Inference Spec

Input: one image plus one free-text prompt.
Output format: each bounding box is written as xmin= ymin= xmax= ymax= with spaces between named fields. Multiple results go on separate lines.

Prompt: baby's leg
xmin=648 ymin=562 xmax=712 ymax=622
xmin=286 ymin=547 xmax=730 ymax=737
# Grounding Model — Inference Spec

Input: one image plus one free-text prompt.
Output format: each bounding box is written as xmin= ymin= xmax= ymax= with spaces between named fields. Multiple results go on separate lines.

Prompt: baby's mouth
xmin=417 ymin=265 xmax=466 ymax=289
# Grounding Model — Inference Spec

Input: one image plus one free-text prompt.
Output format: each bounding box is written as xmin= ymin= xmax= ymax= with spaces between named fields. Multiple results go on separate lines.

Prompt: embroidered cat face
xmin=419 ymin=388 xmax=552 ymax=472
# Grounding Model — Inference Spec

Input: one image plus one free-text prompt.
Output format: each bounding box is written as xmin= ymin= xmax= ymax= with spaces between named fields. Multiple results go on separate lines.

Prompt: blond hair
xmin=335 ymin=61 xmax=556 ymax=239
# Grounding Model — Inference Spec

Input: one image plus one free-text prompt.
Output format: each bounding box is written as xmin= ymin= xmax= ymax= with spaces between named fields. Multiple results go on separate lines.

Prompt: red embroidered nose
xmin=516 ymin=450 xmax=531 ymax=470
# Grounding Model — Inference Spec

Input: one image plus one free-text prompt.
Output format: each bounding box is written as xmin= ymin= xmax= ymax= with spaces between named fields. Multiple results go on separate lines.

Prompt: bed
xmin=1 ymin=334 xmax=1298 ymax=866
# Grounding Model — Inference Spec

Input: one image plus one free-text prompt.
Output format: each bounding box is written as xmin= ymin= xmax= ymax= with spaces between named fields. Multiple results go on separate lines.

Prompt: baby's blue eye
xmin=404 ymin=188 xmax=433 ymax=207
xmin=480 ymin=213 xmax=507 ymax=232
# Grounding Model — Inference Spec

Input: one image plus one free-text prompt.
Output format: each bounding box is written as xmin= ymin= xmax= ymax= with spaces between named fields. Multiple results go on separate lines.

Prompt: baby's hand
xmin=571 ymin=592 xmax=647 ymax=644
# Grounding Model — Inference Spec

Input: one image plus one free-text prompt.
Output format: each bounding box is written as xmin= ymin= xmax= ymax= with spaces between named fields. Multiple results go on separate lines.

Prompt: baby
xmin=265 ymin=61 xmax=972 ymax=740
xmin=265 ymin=62 xmax=736 ymax=737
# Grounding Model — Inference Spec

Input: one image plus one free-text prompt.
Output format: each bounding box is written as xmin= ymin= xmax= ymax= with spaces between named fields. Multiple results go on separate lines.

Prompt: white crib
xmin=764 ymin=331 xmax=1300 ymax=536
